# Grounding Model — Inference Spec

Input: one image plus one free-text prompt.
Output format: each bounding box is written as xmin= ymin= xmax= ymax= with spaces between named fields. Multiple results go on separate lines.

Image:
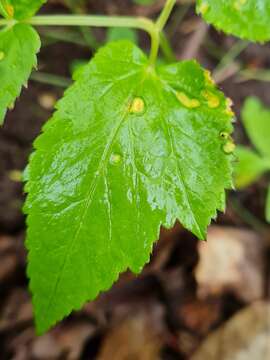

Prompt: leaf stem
xmin=148 ymin=0 xmax=176 ymax=66
xmin=156 ymin=0 xmax=176 ymax=32
xmin=0 ymin=14 xmax=154 ymax=34
xmin=27 ymin=15 xmax=154 ymax=34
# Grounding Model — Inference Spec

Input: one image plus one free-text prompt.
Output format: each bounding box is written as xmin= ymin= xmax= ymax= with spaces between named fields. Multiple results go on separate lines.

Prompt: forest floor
xmin=0 ymin=1 xmax=270 ymax=359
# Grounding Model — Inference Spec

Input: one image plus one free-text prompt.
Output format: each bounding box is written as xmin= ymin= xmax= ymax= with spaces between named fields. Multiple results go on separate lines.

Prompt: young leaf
xmin=242 ymin=97 xmax=270 ymax=158
xmin=196 ymin=0 xmax=270 ymax=42
xmin=0 ymin=24 xmax=40 ymax=124
xmin=24 ymin=41 xmax=234 ymax=334
xmin=234 ymin=146 xmax=270 ymax=189
xmin=266 ymin=186 xmax=270 ymax=223
xmin=0 ymin=0 xmax=47 ymax=20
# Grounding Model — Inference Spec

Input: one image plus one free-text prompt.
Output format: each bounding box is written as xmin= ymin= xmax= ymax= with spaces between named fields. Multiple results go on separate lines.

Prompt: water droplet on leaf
xmin=176 ymin=92 xmax=200 ymax=109
xmin=0 ymin=51 xmax=5 ymax=61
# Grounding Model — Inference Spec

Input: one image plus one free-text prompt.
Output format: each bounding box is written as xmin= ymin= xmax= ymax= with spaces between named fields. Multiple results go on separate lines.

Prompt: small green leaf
xmin=266 ymin=185 xmax=270 ymax=223
xmin=106 ymin=27 xmax=138 ymax=44
xmin=234 ymin=146 xmax=270 ymax=189
xmin=196 ymin=0 xmax=270 ymax=42
xmin=24 ymin=41 xmax=234 ymax=334
xmin=0 ymin=0 xmax=47 ymax=20
xmin=242 ymin=97 xmax=270 ymax=158
xmin=0 ymin=24 xmax=40 ymax=124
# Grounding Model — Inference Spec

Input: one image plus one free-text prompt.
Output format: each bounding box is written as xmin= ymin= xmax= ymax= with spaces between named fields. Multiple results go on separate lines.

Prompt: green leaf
xmin=234 ymin=146 xmax=270 ymax=189
xmin=106 ymin=27 xmax=138 ymax=44
xmin=266 ymin=185 xmax=270 ymax=223
xmin=0 ymin=24 xmax=40 ymax=124
xmin=242 ymin=97 xmax=270 ymax=158
xmin=0 ymin=0 xmax=47 ymax=20
xmin=24 ymin=41 xmax=234 ymax=334
xmin=196 ymin=0 xmax=270 ymax=42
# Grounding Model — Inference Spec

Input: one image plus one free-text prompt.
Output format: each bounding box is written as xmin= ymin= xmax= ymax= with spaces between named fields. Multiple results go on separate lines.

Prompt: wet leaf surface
xmin=25 ymin=40 xmax=234 ymax=333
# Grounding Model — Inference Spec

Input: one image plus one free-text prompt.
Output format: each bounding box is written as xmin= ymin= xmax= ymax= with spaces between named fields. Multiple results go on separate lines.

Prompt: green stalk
xmin=149 ymin=0 xmax=176 ymax=66
xmin=27 ymin=15 xmax=154 ymax=34
xmin=156 ymin=0 xmax=176 ymax=32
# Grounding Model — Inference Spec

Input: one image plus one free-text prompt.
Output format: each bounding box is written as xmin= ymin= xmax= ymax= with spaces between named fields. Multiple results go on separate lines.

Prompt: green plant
xmin=234 ymin=97 xmax=270 ymax=222
xmin=0 ymin=0 xmax=270 ymax=334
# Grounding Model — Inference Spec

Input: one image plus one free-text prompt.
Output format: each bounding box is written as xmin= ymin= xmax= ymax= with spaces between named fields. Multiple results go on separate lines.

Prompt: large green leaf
xmin=0 ymin=0 xmax=46 ymax=20
xmin=0 ymin=23 xmax=40 ymax=124
xmin=242 ymin=97 xmax=270 ymax=158
xmin=24 ymin=40 xmax=234 ymax=334
xmin=196 ymin=0 xmax=270 ymax=42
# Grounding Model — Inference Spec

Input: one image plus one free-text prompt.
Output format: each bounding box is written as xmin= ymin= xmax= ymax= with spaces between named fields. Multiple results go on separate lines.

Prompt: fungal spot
xmin=129 ymin=97 xmax=145 ymax=114
xmin=176 ymin=92 xmax=200 ymax=109
xmin=220 ymin=132 xmax=235 ymax=154
xmin=220 ymin=131 xmax=230 ymax=140
xmin=6 ymin=4 xmax=14 ymax=18
xmin=204 ymin=70 xmax=215 ymax=85
xmin=201 ymin=90 xmax=220 ymax=109
xmin=223 ymin=141 xmax=236 ymax=154
xmin=110 ymin=153 xmax=122 ymax=165
xmin=198 ymin=2 xmax=209 ymax=15
xmin=0 ymin=51 xmax=5 ymax=61
xmin=225 ymin=97 xmax=234 ymax=117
